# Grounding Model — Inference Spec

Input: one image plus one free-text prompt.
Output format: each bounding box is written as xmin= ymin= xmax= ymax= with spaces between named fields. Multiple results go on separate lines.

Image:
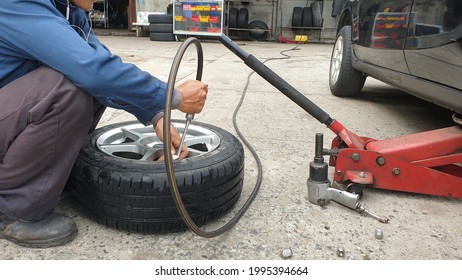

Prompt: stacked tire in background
xmin=148 ymin=14 xmax=175 ymax=41
xmin=228 ymin=7 xmax=269 ymax=41
xmin=292 ymin=1 xmax=323 ymax=31
xmin=311 ymin=1 xmax=323 ymax=28
xmin=291 ymin=6 xmax=303 ymax=31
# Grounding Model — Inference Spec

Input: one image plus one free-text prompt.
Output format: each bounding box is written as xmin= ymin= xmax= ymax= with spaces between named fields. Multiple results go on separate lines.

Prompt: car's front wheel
xmin=329 ymin=26 xmax=366 ymax=97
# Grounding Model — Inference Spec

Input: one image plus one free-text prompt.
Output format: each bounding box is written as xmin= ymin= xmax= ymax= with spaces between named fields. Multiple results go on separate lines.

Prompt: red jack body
xmin=329 ymin=123 xmax=462 ymax=198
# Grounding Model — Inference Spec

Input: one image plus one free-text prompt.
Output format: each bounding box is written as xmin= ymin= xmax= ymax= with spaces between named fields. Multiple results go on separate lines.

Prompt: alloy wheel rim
xmin=96 ymin=122 xmax=220 ymax=161
xmin=330 ymin=35 xmax=344 ymax=85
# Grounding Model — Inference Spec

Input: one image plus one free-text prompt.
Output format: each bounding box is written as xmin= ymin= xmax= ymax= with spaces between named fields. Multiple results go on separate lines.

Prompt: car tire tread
xmin=329 ymin=25 xmax=366 ymax=97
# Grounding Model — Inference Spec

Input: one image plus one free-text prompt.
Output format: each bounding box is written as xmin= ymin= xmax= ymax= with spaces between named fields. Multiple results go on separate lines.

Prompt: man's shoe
xmin=0 ymin=213 xmax=78 ymax=248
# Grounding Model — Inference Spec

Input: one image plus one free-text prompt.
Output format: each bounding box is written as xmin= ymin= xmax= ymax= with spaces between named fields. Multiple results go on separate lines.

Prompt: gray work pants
xmin=0 ymin=66 xmax=105 ymax=220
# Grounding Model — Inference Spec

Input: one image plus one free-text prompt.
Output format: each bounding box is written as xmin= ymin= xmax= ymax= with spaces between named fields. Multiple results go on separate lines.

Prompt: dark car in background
xmin=329 ymin=0 xmax=462 ymax=116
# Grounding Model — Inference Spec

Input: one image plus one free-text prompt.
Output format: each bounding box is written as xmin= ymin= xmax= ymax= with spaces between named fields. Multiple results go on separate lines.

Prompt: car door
xmin=405 ymin=0 xmax=462 ymax=91
xmin=353 ymin=0 xmax=412 ymax=74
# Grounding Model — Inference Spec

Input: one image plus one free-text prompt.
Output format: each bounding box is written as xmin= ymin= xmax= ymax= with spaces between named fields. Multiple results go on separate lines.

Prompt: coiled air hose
xmin=163 ymin=37 xmax=262 ymax=238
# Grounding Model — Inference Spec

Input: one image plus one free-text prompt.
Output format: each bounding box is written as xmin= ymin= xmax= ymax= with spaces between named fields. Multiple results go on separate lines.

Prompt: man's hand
xmin=153 ymin=80 xmax=208 ymax=160
xmin=177 ymin=80 xmax=208 ymax=113
xmin=155 ymin=117 xmax=188 ymax=160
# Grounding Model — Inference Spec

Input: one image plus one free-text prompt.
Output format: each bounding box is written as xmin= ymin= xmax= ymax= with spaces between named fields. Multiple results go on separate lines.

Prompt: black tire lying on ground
xmin=67 ymin=120 xmax=245 ymax=234
xmin=149 ymin=32 xmax=176 ymax=41
xmin=148 ymin=14 xmax=173 ymax=24
xmin=149 ymin=23 xmax=173 ymax=33
xmin=148 ymin=14 xmax=175 ymax=41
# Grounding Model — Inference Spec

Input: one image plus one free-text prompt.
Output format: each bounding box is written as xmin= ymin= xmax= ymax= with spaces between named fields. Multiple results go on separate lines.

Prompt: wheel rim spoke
xmin=99 ymin=143 xmax=144 ymax=154
xmin=120 ymin=127 xmax=142 ymax=141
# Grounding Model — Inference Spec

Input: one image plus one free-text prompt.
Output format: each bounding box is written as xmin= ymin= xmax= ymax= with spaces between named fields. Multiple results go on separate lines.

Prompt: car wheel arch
xmin=337 ymin=10 xmax=352 ymax=34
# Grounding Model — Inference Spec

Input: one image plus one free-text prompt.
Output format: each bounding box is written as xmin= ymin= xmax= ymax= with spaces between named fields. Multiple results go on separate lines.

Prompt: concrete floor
xmin=2 ymin=35 xmax=461 ymax=260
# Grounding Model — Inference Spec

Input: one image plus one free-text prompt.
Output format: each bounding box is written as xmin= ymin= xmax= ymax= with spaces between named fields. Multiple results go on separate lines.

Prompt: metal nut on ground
xmin=337 ymin=246 xmax=345 ymax=257
xmin=281 ymin=248 xmax=293 ymax=259
xmin=375 ymin=228 xmax=383 ymax=240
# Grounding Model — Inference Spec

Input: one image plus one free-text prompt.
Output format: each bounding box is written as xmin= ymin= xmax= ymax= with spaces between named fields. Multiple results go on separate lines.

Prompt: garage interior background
xmin=91 ymin=0 xmax=339 ymax=42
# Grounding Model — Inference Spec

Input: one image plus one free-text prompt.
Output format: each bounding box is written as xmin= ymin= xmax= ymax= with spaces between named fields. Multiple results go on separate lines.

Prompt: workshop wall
xmin=93 ymin=0 xmax=338 ymax=42
xmin=92 ymin=0 xmax=131 ymax=28
xmin=226 ymin=0 xmax=337 ymax=42
xmin=135 ymin=0 xmax=171 ymax=13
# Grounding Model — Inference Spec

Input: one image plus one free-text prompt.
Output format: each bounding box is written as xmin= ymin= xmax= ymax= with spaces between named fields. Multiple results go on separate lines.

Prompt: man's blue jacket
xmin=0 ymin=0 xmax=174 ymax=124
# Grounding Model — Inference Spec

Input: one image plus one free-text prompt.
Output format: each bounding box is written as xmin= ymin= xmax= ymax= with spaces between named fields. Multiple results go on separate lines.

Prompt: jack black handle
xmin=219 ymin=35 xmax=334 ymax=126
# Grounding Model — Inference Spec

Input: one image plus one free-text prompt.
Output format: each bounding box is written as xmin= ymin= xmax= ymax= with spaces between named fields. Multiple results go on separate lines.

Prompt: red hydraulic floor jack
xmin=219 ymin=35 xmax=462 ymax=222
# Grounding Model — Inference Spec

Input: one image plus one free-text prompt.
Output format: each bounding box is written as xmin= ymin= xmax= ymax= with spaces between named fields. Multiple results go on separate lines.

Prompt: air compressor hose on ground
xmin=163 ymin=37 xmax=262 ymax=238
